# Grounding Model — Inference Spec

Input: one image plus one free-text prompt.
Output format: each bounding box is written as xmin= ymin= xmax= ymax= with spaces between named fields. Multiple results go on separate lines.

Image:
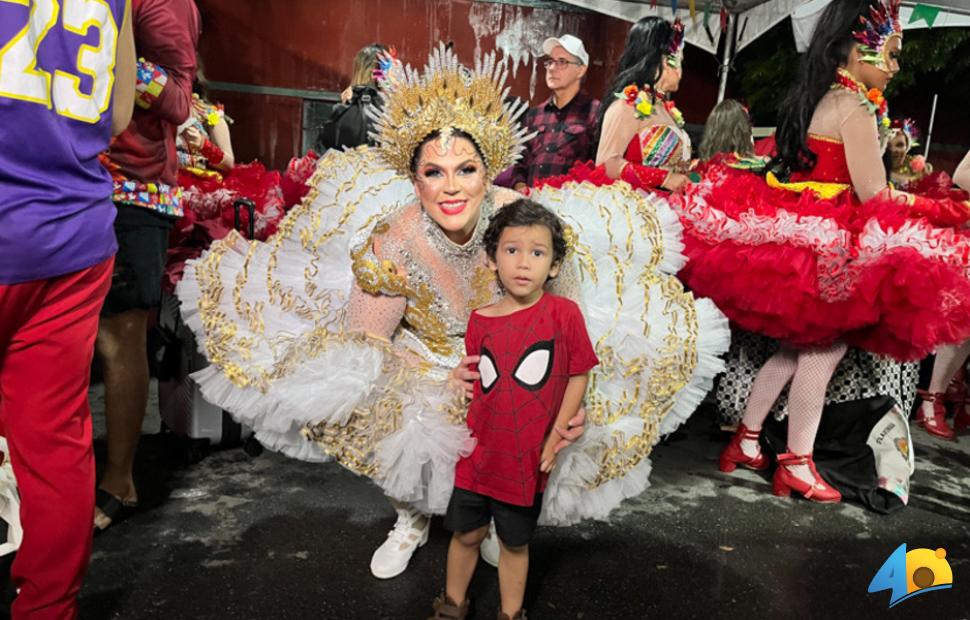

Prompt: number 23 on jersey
xmin=0 ymin=0 xmax=121 ymax=123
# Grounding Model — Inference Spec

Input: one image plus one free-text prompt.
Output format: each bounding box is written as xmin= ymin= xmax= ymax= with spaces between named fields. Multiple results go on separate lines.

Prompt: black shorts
xmin=101 ymin=204 xmax=173 ymax=317
xmin=444 ymin=488 xmax=542 ymax=548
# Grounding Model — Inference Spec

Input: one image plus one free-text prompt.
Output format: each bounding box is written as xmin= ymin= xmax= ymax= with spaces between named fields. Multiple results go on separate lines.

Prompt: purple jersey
xmin=0 ymin=0 xmax=127 ymax=284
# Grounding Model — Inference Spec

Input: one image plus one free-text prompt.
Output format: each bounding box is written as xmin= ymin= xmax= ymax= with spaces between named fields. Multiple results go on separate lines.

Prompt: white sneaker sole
xmin=369 ymin=523 xmax=430 ymax=579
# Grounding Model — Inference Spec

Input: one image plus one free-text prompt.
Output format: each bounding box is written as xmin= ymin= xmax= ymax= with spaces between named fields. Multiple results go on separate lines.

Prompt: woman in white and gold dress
xmin=176 ymin=45 xmax=729 ymax=579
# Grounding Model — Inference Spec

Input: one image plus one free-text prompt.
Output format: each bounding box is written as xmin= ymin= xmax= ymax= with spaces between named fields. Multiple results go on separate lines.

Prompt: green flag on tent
xmin=909 ymin=3 xmax=942 ymax=27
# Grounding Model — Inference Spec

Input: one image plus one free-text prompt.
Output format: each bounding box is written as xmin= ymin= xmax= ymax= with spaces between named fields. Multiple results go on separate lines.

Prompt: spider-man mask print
xmin=454 ymin=294 xmax=598 ymax=506
xmin=478 ymin=339 xmax=555 ymax=394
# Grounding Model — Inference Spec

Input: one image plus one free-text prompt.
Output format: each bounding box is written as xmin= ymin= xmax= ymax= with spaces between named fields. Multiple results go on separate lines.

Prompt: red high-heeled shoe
xmin=915 ymin=390 xmax=957 ymax=441
xmin=772 ymin=452 xmax=842 ymax=503
xmin=718 ymin=423 xmax=769 ymax=472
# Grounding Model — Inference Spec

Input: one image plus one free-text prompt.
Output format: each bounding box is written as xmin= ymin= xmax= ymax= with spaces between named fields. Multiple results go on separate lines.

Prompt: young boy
xmin=430 ymin=199 xmax=598 ymax=620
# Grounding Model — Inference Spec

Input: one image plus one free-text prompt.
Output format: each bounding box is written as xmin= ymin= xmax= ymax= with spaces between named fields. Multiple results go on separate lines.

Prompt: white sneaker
xmin=479 ymin=520 xmax=499 ymax=568
xmin=369 ymin=507 xmax=430 ymax=579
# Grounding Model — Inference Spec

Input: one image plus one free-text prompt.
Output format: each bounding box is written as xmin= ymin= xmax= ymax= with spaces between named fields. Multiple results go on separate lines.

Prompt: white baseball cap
xmin=542 ymin=34 xmax=589 ymax=66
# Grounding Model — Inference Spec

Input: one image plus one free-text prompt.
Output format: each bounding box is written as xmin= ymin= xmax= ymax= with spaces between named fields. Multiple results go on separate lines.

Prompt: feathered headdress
xmin=852 ymin=0 xmax=902 ymax=68
xmin=891 ymin=117 xmax=920 ymax=148
xmin=368 ymin=44 xmax=532 ymax=179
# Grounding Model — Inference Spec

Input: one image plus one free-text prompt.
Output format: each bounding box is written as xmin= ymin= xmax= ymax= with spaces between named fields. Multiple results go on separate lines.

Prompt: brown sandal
xmin=428 ymin=594 xmax=469 ymax=620
xmin=497 ymin=611 xmax=527 ymax=620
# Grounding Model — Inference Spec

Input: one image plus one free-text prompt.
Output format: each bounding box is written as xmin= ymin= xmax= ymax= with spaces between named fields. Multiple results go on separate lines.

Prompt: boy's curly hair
xmin=483 ymin=198 xmax=567 ymax=264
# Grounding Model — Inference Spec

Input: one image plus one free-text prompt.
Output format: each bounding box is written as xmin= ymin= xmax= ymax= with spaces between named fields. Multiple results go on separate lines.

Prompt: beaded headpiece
xmin=890 ymin=117 xmax=920 ymax=148
xmin=369 ymin=43 xmax=532 ymax=179
xmin=666 ymin=18 xmax=685 ymax=69
xmin=852 ymin=0 xmax=902 ymax=70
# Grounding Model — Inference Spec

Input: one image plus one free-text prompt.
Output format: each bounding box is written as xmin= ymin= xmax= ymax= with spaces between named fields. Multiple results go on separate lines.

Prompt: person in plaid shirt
xmin=511 ymin=35 xmax=600 ymax=191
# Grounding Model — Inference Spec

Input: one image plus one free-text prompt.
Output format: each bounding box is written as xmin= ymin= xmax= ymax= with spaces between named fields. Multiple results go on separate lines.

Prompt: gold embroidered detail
xmin=467 ymin=265 xmax=496 ymax=312
xmin=589 ymin=276 xmax=699 ymax=487
xmin=808 ymin=132 xmax=844 ymax=145
xmin=352 ymin=225 xmax=409 ymax=297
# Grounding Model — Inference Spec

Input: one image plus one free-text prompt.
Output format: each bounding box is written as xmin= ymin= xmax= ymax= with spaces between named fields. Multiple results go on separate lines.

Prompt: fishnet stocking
xmin=739 ymin=342 xmax=848 ymax=485
xmin=739 ymin=346 xmax=798 ymax=457
xmin=787 ymin=342 xmax=848 ymax=455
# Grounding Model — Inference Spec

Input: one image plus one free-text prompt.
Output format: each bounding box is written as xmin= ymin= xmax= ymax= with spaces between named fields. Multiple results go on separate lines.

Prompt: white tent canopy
xmin=557 ymin=0 xmax=801 ymax=55
xmin=559 ymin=0 xmax=970 ymax=101
xmin=561 ymin=0 xmax=970 ymax=54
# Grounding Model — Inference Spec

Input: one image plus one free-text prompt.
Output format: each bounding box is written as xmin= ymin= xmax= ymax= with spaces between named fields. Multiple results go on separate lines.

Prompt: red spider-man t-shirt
xmin=454 ymin=293 xmax=599 ymax=507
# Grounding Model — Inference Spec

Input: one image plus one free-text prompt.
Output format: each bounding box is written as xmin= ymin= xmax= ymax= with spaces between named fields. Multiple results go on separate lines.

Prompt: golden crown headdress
xmin=368 ymin=43 xmax=532 ymax=179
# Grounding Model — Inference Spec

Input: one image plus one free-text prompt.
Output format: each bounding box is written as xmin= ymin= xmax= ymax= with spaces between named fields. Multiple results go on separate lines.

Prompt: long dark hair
xmin=595 ymin=17 xmax=675 ymax=144
xmin=772 ymin=0 xmax=875 ymax=174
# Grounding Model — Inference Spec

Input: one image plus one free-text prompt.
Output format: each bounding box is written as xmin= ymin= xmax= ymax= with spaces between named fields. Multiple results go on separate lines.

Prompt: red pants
xmin=0 ymin=259 xmax=113 ymax=620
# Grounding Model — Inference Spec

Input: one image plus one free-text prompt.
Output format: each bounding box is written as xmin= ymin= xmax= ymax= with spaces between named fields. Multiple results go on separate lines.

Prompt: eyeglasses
xmin=543 ymin=58 xmax=582 ymax=69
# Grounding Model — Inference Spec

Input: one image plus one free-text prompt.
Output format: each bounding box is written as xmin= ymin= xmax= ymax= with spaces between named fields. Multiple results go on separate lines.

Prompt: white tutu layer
xmin=532 ymin=182 xmax=729 ymax=524
xmin=0 ymin=437 xmax=22 ymax=556
xmin=178 ymin=148 xmax=730 ymax=524
xmin=177 ymin=147 xmax=411 ymax=459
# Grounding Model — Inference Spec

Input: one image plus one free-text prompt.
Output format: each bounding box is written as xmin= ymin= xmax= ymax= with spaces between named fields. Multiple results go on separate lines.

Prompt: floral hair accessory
xmin=852 ymin=0 xmax=902 ymax=70
xmin=666 ymin=18 xmax=685 ymax=69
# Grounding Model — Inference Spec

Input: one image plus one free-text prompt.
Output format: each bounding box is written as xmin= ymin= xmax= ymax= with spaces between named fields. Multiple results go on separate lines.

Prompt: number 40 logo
xmin=0 ymin=0 xmax=120 ymax=123
xmin=868 ymin=544 xmax=953 ymax=608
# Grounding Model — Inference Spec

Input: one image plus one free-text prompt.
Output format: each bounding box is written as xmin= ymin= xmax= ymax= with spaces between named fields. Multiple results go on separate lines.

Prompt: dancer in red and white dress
xmin=677 ymin=0 xmax=970 ymax=491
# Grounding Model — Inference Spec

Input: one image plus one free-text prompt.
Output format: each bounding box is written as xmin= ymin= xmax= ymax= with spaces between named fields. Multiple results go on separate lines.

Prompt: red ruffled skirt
xmin=541 ymin=162 xmax=970 ymax=361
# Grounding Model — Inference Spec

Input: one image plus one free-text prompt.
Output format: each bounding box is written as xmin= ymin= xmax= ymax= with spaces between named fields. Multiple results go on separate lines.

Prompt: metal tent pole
xmin=717 ymin=13 xmax=737 ymax=103
xmin=924 ymin=93 xmax=938 ymax=158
